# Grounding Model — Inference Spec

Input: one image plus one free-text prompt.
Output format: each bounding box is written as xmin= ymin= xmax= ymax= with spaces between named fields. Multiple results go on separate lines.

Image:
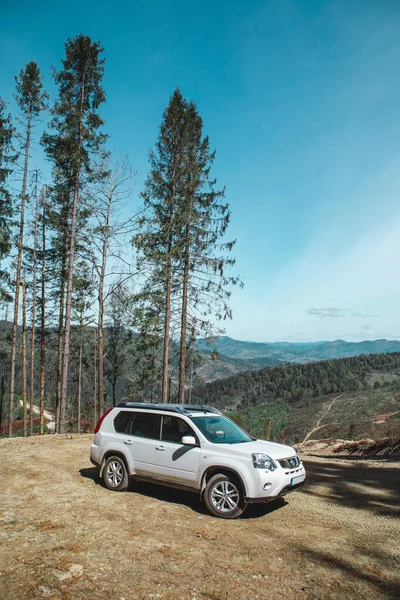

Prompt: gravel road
xmin=0 ymin=434 xmax=399 ymax=600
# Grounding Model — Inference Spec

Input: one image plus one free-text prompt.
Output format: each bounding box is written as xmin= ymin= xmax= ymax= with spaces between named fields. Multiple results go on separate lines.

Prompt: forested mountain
xmin=191 ymin=352 xmax=400 ymax=445
xmin=191 ymin=352 xmax=400 ymax=409
xmin=196 ymin=336 xmax=400 ymax=363
xmin=194 ymin=352 xmax=281 ymax=381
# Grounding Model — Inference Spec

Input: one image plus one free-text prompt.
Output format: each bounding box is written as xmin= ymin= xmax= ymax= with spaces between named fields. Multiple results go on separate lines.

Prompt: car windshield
xmin=190 ymin=415 xmax=253 ymax=444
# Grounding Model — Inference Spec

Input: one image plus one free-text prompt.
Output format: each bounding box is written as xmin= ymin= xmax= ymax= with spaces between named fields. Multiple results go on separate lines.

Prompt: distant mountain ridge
xmin=196 ymin=336 xmax=400 ymax=364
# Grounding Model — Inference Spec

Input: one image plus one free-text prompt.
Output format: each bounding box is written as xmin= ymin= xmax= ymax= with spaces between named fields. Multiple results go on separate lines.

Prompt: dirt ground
xmin=0 ymin=435 xmax=399 ymax=600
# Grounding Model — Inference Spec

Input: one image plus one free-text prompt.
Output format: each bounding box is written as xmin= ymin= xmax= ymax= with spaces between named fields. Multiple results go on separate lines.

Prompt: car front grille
xmin=279 ymin=456 xmax=300 ymax=469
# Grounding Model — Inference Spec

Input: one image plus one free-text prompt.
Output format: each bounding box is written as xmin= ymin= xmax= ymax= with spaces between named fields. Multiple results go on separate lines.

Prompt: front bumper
xmin=246 ymin=479 xmax=305 ymax=503
xmin=245 ymin=459 xmax=306 ymax=501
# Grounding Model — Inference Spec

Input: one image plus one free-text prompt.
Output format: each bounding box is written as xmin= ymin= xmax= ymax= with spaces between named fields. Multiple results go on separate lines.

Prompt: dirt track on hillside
xmin=0 ymin=435 xmax=399 ymax=600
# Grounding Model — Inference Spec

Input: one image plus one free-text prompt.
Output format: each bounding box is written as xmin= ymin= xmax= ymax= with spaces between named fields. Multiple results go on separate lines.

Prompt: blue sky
xmin=1 ymin=0 xmax=400 ymax=342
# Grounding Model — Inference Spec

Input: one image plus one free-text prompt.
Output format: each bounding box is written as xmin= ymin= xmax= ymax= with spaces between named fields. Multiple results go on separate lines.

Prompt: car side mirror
xmin=181 ymin=435 xmax=196 ymax=446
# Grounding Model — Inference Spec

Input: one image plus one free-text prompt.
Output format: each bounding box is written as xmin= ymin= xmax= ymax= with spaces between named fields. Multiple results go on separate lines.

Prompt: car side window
xmin=161 ymin=416 xmax=197 ymax=444
xmin=113 ymin=410 xmax=131 ymax=434
xmin=129 ymin=412 xmax=160 ymax=439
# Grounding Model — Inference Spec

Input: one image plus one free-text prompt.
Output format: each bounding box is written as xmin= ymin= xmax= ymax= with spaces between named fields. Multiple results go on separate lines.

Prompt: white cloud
xmin=307 ymin=307 xmax=347 ymax=318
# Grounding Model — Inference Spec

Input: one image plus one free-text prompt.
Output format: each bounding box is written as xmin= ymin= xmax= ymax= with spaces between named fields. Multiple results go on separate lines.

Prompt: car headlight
xmin=252 ymin=453 xmax=277 ymax=471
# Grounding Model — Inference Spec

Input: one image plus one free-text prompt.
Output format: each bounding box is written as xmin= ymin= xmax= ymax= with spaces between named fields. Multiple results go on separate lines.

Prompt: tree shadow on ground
xmin=301 ymin=459 xmax=400 ymax=518
xmin=297 ymin=544 xmax=400 ymax=600
xmin=79 ymin=467 xmax=287 ymax=519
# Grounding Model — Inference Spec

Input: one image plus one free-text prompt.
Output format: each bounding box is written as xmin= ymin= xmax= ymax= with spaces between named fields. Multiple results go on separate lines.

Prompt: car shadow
xmin=80 ymin=467 xmax=103 ymax=484
xmin=79 ymin=467 xmax=287 ymax=519
xmin=242 ymin=497 xmax=288 ymax=519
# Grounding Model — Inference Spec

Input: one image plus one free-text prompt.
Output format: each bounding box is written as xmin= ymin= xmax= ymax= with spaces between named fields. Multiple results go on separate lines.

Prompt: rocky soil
xmin=0 ymin=434 xmax=399 ymax=599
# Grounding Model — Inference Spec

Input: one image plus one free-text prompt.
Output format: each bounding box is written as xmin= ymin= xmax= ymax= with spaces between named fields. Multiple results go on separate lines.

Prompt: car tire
xmin=103 ymin=456 xmax=129 ymax=492
xmin=203 ymin=473 xmax=247 ymax=519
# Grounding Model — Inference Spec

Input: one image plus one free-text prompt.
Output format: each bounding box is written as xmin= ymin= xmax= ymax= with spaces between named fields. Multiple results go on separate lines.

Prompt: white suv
xmin=90 ymin=403 xmax=306 ymax=519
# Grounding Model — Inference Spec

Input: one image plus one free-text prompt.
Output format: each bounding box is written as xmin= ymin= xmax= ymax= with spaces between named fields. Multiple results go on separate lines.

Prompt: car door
xmin=151 ymin=416 xmax=201 ymax=487
xmin=124 ymin=412 xmax=161 ymax=476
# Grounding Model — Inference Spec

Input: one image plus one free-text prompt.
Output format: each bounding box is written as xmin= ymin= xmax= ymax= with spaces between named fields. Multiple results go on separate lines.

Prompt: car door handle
xmin=155 ymin=445 xmax=165 ymax=451
xmin=124 ymin=440 xmax=133 ymax=445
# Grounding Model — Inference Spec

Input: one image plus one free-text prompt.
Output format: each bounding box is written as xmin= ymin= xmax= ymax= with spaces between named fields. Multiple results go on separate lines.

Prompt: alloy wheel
xmin=105 ymin=460 xmax=123 ymax=487
xmin=210 ymin=480 xmax=240 ymax=513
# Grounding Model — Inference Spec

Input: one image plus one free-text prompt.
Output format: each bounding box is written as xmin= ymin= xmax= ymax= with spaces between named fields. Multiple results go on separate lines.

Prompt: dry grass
xmin=0 ymin=434 xmax=399 ymax=599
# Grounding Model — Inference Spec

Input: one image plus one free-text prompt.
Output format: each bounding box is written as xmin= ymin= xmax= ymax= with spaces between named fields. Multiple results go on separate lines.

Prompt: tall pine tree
xmin=134 ymin=89 xmax=240 ymax=403
xmin=42 ymin=35 xmax=107 ymax=432
xmin=176 ymin=99 xmax=240 ymax=403
xmin=133 ymin=89 xmax=188 ymax=403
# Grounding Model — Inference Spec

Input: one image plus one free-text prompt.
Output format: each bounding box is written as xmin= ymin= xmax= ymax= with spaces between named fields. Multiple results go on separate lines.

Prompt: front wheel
xmin=103 ymin=456 xmax=129 ymax=491
xmin=203 ymin=474 xmax=247 ymax=519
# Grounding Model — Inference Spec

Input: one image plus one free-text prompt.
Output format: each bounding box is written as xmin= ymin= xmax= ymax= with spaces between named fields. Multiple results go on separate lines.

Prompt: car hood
xmin=214 ymin=439 xmax=297 ymax=460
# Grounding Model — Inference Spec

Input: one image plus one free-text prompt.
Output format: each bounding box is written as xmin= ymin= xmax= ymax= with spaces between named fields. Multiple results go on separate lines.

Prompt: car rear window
xmin=113 ymin=410 xmax=132 ymax=434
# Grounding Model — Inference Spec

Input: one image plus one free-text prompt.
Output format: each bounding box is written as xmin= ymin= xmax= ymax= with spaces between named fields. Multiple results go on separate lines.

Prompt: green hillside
xmin=191 ymin=352 xmax=400 ymax=444
xmin=227 ymin=387 xmax=400 ymax=445
xmin=191 ymin=352 xmax=400 ymax=407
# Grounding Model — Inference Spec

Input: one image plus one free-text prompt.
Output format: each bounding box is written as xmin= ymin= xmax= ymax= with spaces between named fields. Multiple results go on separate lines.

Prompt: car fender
xmin=100 ymin=441 xmax=136 ymax=476
xmin=200 ymin=462 xmax=250 ymax=497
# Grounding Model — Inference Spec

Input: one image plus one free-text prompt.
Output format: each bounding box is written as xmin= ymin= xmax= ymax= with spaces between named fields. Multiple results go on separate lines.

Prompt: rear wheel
xmin=103 ymin=456 xmax=129 ymax=491
xmin=203 ymin=474 xmax=247 ymax=519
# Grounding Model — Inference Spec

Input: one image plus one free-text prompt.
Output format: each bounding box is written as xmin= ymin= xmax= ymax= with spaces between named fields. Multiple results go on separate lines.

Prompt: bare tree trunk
xmin=55 ymin=318 xmax=63 ymax=431
xmin=22 ymin=280 xmax=27 ymax=436
xmin=112 ymin=375 xmax=117 ymax=408
xmin=55 ymin=311 xmax=64 ymax=432
xmin=97 ymin=198 xmax=111 ymax=418
xmin=0 ymin=306 xmax=7 ymax=435
xmin=55 ymin=203 xmax=69 ymax=433
xmin=39 ymin=187 xmax=46 ymax=435
xmin=55 ymin=250 xmax=67 ymax=433
xmin=30 ymin=171 xmax=40 ymax=436
xmin=178 ymin=225 xmax=190 ymax=404
xmin=162 ymin=266 xmax=171 ymax=403
xmin=97 ymin=308 xmax=104 ymax=415
xmin=93 ymin=159 xmax=136 ymax=414
xmin=263 ymin=418 xmax=271 ymax=441
xmin=0 ymin=356 xmax=4 ymax=436
xmin=161 ymin=227 xmax=173 ymax=403
xmin=9 ymin=117 xmax=31 ymax=437
xmin=59 ymin=77 xmax=85 ymax=434
xmin=59 ymin=184 xmax=78 ymax=433
xmin=168 ymin=376 xmax=172 ymax=403
xmin=93 ymin=335 xmax=97 ymax=429
xmin=188 ymin=350 xmax=194 ymax=403
xmin=77 ymin=329 xmax=82 ymax=434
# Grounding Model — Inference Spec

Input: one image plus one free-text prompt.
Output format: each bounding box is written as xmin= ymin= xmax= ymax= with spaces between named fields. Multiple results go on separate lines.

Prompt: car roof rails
xmin=117 ymin=402 xmax=221 ymax=415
